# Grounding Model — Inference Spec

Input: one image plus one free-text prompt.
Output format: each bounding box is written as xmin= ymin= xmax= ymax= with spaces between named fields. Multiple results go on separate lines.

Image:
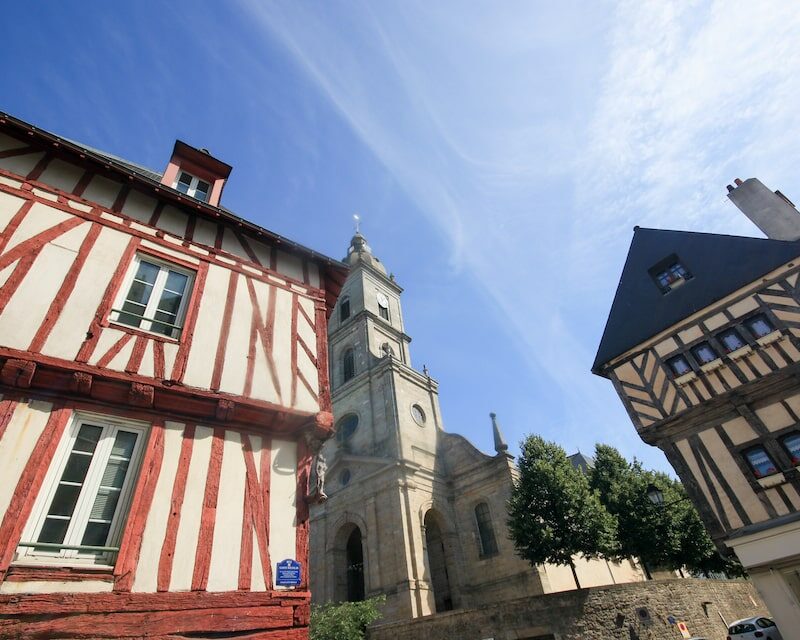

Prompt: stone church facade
xmin=309 ymin=233 xmax=646 ymax=622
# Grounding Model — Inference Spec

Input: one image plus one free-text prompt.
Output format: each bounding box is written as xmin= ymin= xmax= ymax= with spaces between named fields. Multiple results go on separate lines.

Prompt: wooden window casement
xmin=342 ymin=348 xmax=355 ymax=383
xmin=340 ymin=297 xmax=351 ymax=322
xmin=173 ymin=170 xmax=210 ymax=203
xmin=743 ymin=445 xmax=780 ymax=479
xmin=111 ymin=254 xmax=195 ymax=339
xmin=16 ymin=414 xmax=148 ymax=567
xmin=780 ymin=432 xmax=800 ymax=466
xmin=474 ymin=502 xmax=499 ymax=558
xmin=666 ymin=354 xmax=692 ymax=376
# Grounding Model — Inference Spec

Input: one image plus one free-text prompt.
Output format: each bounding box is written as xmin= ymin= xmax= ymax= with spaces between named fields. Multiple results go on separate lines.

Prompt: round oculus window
xmin=337 ymin=414 xmax=359 ymax=440
xmin=411 ymin=404 xmax=426 ymax=426
xmin=340 ymin=469 xmax=352 ymax=486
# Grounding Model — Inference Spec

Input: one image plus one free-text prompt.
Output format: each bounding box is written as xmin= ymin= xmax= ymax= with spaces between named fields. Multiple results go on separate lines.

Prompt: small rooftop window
xmin=649 ymin=254 xmax=692 ymax=293
xmin=174 ymin=171 xmax=210 ymax=203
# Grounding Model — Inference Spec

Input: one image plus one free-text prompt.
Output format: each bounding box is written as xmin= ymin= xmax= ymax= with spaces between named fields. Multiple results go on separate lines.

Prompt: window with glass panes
xmin=743 ymin=446 xmax=779 ymax=478
xmin=718 ymin=328 xmax=746 ymax=353
xmin=174 ymin=171 xmax=210 ymax=203
xmin=18 ymin=416 xmax=146 ymax=564
xmin=745 ymin=314 xmax=775 ymax=338
xmin=666 ymin=354 xmax=692 ymax=376
xmin=691 ymin=342 xmax=718 ymax=364
xmin=342 ymin=348 xmax=355 ymax=382
xmin=112 ymin=255 xmax=193 ymax=339
xmin=781 ymin=433 xmax=800 ymax=466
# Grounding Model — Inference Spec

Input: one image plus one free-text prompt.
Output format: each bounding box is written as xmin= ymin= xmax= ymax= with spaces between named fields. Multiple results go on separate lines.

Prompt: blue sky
xmin=4 ymin=1 xmax=800 ymax=473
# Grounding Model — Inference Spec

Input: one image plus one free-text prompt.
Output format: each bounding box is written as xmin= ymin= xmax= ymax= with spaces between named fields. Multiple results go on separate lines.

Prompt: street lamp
xmin=646 ymin=483 xmax=690 ymax=508
xmin=646 ymin=483 xmax=664 ymax=506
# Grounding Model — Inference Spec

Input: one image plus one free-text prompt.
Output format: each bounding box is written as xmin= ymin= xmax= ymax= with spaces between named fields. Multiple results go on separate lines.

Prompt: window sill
xmin=727 ymin=345 xmax=752 ymax=361
xmin=674 ymin=371 xmax=697 ymax=386
xmin=757 ymin=472 xmax=786 ymax=488
xmin=757 ymin=331 xmax=784 ymax=347
xmin=107 ymin=320 xmax=182 ymax=344
xmin=700 ymin=360 xmax=723 ymax=373
xmin=7 ymin=563 xmax=115 ymax=582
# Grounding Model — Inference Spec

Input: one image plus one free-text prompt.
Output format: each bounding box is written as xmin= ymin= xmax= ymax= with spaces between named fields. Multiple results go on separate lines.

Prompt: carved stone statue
xmin=313 ymin=453 xmax=328 ymax=501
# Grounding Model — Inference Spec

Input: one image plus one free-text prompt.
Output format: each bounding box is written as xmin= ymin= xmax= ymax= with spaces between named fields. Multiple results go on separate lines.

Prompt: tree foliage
xmin=507 ymin=435 xmax=617 ymax=587
xmin=589 ymin=444 xmax=743 ymax=577
xmin=310 ymin=596 xmax=386 ymax=640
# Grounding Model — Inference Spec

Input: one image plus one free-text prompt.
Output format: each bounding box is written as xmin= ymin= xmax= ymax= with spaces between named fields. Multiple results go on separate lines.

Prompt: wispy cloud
xmin=238 ymin=0 xmax=800 ymax=465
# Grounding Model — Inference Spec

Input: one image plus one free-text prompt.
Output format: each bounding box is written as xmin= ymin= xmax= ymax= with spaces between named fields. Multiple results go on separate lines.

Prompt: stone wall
xmin=368 ymin=578 xmax=767 ymax=640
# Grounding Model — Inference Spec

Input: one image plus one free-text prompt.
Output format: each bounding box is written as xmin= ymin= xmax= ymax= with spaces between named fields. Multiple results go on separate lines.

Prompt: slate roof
xmin=592 ymin=227 xmax=800 ymax=375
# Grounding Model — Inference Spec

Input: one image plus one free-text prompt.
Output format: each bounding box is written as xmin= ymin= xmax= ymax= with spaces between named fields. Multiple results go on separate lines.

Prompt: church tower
xmin=309 ymin=232 xmax=555 ymax=621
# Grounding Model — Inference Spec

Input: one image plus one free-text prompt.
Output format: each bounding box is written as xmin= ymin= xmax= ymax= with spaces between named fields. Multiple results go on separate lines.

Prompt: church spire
xmin=490 ymin=412 xmax=508 ymax=454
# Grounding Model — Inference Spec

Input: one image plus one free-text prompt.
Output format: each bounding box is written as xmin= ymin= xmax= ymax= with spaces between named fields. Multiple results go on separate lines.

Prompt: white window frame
xmin=173 ymin=170 xmax=211 ymax=202
xmin=110 ymin=253 xmax=195 ymax=339
xmin=16 ymin=412 xmax=149 ymax=568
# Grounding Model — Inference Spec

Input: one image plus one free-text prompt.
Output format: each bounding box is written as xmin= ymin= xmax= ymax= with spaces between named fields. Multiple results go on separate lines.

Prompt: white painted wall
xmin=169 ymin=425 xmax=213 ymax=591
xmin=206 ymin=430 xmax=246 ymax=592
xmin=132 ymin=421 xmax=186 ymax=593
xmin=269 ymin=439 xmax=298 ymax=589
xmin=0 ymin=400 xmax=54 ymax=519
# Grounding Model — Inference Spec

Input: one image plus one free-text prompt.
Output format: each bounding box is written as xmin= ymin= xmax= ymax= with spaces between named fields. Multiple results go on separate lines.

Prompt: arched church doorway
xmin=424 ymin=511 xmax=453 ymax=612
xmin=333 ymin=523 xmax=365 ymax=602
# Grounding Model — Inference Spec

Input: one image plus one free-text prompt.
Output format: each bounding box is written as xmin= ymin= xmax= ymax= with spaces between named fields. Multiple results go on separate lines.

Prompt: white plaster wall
xmin=132 ymin=421 xmax=185 ymax=593
xmin=38 ymin=159 xmax=83 ymax=193
xmin=0 ymin=240 xmax=80 ymax=350
xmin=182 ymin=265 xmax=229 ymax=389
xmin=193 ymin=218 xmax=217 ymax=249
xmin=221 ymin=229 xmax=248 ymax=261
xmin=0 ymin=191 xmax=26 ymax=232
xmin=0 ymin=132 xmax=24 ymax=152
xmin=170 ymin=425 xmax=214 ymax=591
xmin=42 ymin=226 xmax=130 ymax=361
xmin=0 ymin=580 xmax=113 ymax=594
xmin=4 ymin=201 xmax=72 ymax=252
xmin=158 ymin=206 xmax=188 ymax=238
xmin=269 ymin=439 xmax=297 ymax=588
xmin=219 ymin=274 xmax=250 ymax=396
xmin=0 ymin=400 xmax=55 ymax=519
xmin=82 ymin=175 xmax=121 ymax=209
xmin=206 ymin=430 xmax=247 ymax=592
xmin=0 ymin=151 xmax=45 ymax=177
xmin=272 ymin=288 xmax=294 ymax=408
xmin=749 ymin=569 xmax=800 ymax=637
xmin=120 ymin=189 xmax=157 ymax=223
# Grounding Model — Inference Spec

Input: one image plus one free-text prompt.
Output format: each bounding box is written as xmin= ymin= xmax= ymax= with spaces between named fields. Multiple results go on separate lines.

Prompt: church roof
xmin=592 ymin=227 xmax=800 ymax=375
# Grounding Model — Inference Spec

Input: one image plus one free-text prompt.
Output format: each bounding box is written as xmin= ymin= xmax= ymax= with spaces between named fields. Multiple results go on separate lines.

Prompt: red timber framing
xmin=0 ymin=113 xmax=346 ymax=639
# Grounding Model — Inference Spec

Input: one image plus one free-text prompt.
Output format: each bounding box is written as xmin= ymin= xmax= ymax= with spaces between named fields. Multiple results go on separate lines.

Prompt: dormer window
xmin=174 ymin=171 xmax=210 ymax=203
xmin=649 ymin=254 xmax=692 ymax=294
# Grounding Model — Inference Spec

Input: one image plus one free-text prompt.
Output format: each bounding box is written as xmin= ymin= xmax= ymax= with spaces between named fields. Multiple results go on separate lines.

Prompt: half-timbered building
xmin=0 ymin=112 xmax=347 ymax=638
xmin=593 ymin=178 xmax=800 ymax=633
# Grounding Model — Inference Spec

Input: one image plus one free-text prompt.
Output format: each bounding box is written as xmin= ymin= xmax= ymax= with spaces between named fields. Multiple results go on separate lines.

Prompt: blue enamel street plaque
xmin=276 ymin=559 xmax=302 ymax=587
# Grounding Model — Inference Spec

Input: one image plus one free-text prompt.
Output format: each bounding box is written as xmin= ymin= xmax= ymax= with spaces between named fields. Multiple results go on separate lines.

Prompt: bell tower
xmin=310 ymin=230 xmax=452 ymax=619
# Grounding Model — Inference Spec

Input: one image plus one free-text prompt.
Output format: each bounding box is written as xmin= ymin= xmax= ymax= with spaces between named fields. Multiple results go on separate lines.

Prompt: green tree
xmin=310 ymin=596 xmax=386 ymax=640
xmin=589 ymin=444 xmax=743 ymax=577
xmin=507 ymin=435 xmax=617 ymax=588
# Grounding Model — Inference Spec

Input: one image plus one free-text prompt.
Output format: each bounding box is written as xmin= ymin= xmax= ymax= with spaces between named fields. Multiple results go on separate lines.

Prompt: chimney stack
xmin=727 ymin=178 xmax=800 ymax=241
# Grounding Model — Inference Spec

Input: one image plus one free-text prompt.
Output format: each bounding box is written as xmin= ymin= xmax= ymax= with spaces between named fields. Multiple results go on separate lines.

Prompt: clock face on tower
xmin=376 ymin=292 xmax=389 ymax=308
